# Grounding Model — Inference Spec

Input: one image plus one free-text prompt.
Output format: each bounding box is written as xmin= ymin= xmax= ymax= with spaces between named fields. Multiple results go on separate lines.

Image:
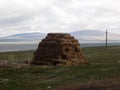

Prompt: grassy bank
xmin=0 ymin=46 xmax=120 ymax=90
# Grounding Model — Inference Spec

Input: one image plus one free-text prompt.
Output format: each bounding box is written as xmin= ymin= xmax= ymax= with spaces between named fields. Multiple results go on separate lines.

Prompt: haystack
xmin=31 ymin=33 xmax=89 ymax=65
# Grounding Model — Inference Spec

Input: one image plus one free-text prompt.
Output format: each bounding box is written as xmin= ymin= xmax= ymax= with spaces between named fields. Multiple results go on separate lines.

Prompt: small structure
xmin=31 ymin=33 xmax=89 ymax=65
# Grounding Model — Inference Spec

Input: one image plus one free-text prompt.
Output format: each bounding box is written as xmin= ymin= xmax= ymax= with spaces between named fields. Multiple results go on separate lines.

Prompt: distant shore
xmin=0 ymin=42 xmax=120 ymax=52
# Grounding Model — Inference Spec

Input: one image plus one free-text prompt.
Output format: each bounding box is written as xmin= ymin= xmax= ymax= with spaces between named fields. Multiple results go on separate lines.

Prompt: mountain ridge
xmin=0 ymin=30 xmax=120 ymax=43
xmin=0 ymin=32 xmax=46 ymax=42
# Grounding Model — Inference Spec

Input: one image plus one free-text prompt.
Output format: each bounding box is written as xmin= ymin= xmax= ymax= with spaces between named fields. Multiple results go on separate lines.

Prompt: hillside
xmin=0 ymin=30 xmax=120 ymax=43
xmin=71 ymin=30 xmax=120 ymax=43
xmin=0 ymin=33 xmax=46 ymax=42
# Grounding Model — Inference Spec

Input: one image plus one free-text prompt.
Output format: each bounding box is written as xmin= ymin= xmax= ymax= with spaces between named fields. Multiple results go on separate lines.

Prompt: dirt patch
xmin=58 ymin=77 xmax=120 ymax=90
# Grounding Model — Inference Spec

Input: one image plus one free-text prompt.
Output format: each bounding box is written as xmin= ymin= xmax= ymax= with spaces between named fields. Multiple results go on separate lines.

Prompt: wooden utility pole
xmin=106 ymin=29 xmax=108 ymax=48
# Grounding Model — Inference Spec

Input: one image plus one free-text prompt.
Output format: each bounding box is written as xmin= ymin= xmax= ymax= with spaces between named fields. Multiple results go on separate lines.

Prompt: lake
xmin=0 ymin=42 xmax=120 ymax=52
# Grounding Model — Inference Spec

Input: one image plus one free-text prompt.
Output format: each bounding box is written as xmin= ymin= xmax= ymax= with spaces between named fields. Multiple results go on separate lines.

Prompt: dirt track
xmin=58 ymin=77 xmax=120 ymax=90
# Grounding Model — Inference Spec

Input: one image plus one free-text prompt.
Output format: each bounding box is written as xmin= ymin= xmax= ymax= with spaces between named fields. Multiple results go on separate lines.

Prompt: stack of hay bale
xmin=31 ymin=33 xmax=89 ymax=65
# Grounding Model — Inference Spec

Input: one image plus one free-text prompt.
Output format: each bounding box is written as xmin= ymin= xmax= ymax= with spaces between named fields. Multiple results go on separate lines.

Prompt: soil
xmin=58 ymin=77 xmax=120 ymax=90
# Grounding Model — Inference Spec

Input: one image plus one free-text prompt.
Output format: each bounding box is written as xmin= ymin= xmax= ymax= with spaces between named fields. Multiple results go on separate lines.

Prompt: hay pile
xmin=31 ymin=33 xmax=89 ymax=65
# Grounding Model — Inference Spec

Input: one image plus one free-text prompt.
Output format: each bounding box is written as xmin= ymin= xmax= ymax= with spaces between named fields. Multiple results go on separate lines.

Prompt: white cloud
xmin=0 ymin=0 xmax=120 ymax=37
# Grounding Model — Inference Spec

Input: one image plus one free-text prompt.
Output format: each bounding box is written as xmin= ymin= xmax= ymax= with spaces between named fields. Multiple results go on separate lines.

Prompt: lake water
xmin=0 ymin=42 xmax=120 ymax=52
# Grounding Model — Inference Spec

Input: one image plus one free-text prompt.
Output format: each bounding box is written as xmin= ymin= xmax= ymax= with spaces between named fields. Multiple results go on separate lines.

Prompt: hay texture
xmin=31 ymin=33 xmax=89 ymax=65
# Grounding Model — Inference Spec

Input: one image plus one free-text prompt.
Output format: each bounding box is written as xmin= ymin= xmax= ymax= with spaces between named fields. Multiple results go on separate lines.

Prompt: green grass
xmin=83 ymin=46 xmax=120 ymax=63
xmin=0 ymin=50 xmax=34 ymax=63
xmin=0 ymin=46 xmax=120 ymax=90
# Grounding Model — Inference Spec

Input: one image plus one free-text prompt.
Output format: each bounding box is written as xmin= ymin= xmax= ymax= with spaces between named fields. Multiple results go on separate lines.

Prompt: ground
xmin=0 ymin=46 xmax=120 ymax=90
xmin=58 ymin=77 xmax=120 ymax=90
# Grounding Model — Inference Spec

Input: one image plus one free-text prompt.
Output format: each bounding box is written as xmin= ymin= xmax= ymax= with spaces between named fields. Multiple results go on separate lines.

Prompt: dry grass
xmin=0 ymin=46 xmax=120 ymax=90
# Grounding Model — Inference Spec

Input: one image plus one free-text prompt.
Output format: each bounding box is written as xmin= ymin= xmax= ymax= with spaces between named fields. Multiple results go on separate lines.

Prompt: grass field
xmin=0 ymin=46 xmax=120 ymax=90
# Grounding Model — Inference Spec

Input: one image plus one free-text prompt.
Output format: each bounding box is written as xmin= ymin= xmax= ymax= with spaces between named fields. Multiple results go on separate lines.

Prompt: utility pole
xmin=106 ymin=29 xmax=108 ymax=48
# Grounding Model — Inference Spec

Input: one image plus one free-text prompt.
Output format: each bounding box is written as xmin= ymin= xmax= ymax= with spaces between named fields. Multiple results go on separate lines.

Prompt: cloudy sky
xmin=0 ymin=0 xmax=120 ymax=37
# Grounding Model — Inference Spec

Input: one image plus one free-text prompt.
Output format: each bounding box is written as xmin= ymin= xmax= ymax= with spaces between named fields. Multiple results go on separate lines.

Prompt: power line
xmin=106 ymin=29 xmax=108 ymax=48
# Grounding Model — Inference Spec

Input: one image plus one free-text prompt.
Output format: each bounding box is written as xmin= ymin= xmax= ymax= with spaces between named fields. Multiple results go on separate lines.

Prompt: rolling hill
xmin=0 ymin=30 xmax=120 ymax=43
xmin=71 ymin=30 xmax=120 ymax=43
xmin=0 ymin=33 xmax=46 ymax=42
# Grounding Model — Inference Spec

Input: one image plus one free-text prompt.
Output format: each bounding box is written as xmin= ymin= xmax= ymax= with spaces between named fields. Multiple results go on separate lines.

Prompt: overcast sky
xmin=0 ymin=0 xmax=120 ymax=37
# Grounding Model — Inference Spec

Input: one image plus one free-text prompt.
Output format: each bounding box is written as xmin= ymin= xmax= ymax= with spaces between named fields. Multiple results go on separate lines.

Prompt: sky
xmin=0 ymin=0 xmax=120 ymax=37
